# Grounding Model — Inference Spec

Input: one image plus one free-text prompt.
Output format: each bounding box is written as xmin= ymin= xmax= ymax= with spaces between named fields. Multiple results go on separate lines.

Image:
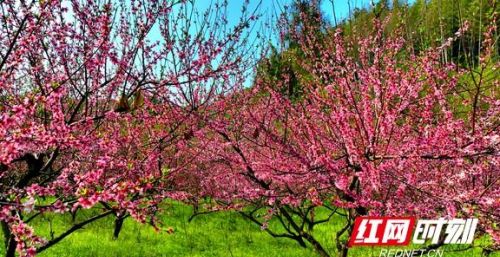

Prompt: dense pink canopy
xmin=0 ymin=0 xmax=497 ymax=256
xmin=0 ymin=0 xmax=256 ymax=255
xmin=182 ymin=18 xmax=499 ymax=248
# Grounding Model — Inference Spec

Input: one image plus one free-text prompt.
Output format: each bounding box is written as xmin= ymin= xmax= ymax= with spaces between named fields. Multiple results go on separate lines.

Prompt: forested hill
xmin=256 ymin=0 xmax=497 ymax=101
xmin=338 ymin=0 xmax=497 ymax=65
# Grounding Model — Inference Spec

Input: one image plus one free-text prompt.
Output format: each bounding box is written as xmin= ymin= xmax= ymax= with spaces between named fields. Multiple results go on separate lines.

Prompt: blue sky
xmin=161 ymin=0 xmax=391 ymax=87
xmin=180 ymin=0 xmax=388 ymax=58
xmin=184 ymin=0 xmax=416 ymax=48
xmin=193 ymin=0 xmax=382 ymax=26
xmin=153 ymin=0 xmax=416 ymax=87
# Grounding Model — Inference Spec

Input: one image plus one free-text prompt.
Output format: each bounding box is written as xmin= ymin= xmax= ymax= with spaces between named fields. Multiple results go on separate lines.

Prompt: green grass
xmin=0 ymin=202 xmax=498 ymax=257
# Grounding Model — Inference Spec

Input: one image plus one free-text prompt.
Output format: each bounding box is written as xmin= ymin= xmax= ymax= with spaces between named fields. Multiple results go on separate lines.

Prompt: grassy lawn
xmin=0 ymin=202 xmax=497 ymax=257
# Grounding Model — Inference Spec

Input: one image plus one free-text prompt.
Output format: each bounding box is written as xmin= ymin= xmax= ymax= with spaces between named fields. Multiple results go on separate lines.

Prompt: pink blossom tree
xmin=182 ymin=9 xmax=499 ymax=257
xmin=0 ymin=0 xmax=260 ymax=256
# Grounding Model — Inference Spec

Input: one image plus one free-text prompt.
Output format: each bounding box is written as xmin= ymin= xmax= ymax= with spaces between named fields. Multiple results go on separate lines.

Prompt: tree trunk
xmin=297 ymin=237 xmax=307 ymax=248
xmin=1 ymin=221 xmax=9 ymax=249
xmin=113 ymin=215 xmax=125 ymax=239
xmin=5 ymin=236 xmax=16 ymax=257
xmin=2 ymin=221 xmax=16 ymax=257
xmin=302 ymin=232 xmax=331 ymax=257
xmin=336 ymin=243 xmax=348 ymax=257
xmin=335 ymin=218 xmax=352 ymax=257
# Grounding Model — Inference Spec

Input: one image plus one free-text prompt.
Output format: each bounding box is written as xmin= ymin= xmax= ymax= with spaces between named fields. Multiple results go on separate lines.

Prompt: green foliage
xmin=256 ymin=0 xmax=497 ymax=122
xmin=255 ymin=0 xmax=326 ymax=101
xmin=256 ymin=45 xmax=306 ymax=102
xmin=339 ymin=0 xmax=497 ymax=65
